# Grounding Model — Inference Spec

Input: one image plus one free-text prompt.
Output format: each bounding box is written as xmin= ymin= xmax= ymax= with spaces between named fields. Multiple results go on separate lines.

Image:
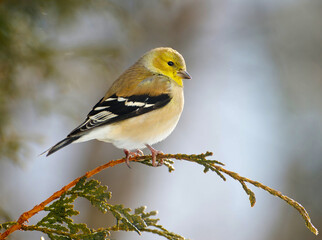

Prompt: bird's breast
xmin=101 ymin=86 xmax=184 ymax=149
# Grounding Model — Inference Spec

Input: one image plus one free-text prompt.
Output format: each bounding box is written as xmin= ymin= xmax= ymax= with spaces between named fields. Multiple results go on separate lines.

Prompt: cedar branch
xmin=0 ymin=152 xmax=318 ymax=239
xmin=0 ymin=157 xmax=126 ymax=239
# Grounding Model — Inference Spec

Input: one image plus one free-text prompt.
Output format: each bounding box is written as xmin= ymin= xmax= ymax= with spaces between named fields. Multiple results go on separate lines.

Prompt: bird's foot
xmin=145 ymin=144 xmax=163 ymax=167
xmin=123 ymin=149 xmax=144 ymax=168
xmin=135 ymin=149 xmax=144 ymax=156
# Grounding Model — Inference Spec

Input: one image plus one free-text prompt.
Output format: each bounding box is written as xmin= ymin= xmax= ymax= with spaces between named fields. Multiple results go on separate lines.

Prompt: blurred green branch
xmin=0 ymin=152 xmax=318 ymax=239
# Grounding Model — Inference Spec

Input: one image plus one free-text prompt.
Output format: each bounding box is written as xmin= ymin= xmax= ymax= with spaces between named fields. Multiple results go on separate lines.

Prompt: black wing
xmin=68 ymin=93 xmax=171 ymax=137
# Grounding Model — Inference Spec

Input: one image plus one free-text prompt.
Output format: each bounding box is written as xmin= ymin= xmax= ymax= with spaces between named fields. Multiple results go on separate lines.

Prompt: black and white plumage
xmin=44 ymin=47 xmax=191 ymax=167
xmin=46 ymin=93 xmax=171 ymax=156
xmin=69 ymin=94 xmax=171 ymax=137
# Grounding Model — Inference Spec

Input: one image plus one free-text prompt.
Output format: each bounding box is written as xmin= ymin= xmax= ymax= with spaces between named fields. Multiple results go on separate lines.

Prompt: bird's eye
xmin=167 ymin=61 xmax=174 ymax=66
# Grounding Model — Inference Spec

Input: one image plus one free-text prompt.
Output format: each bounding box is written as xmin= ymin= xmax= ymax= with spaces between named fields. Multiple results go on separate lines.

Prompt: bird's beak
xmin=177 ymin=70 xmax=191 ymax=79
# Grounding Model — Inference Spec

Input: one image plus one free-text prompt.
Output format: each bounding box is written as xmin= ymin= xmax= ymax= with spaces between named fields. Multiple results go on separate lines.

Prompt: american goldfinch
xmin=44 ymin=47 xmax=191 ymax=166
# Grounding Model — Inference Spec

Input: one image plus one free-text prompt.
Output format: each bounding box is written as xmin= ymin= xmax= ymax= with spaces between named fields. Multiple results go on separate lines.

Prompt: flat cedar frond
xmin=0 ymin=152 xmax=319 ymax=240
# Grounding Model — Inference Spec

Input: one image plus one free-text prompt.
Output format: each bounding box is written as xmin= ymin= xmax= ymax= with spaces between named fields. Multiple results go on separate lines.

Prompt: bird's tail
xmin=41 ymin=136 xmax=80 ymax=157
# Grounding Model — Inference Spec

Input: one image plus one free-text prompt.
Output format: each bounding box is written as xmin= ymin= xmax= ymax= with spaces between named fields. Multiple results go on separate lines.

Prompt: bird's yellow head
xmin=141 ymin=47 xmax=191 ymax=87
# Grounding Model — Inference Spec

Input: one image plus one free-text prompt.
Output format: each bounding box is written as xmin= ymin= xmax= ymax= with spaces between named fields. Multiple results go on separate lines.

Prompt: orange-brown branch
xmin=0 ymin=152 xmax=318 ymax=239
xmin=0 ymin=157 xmax=129 ymax=240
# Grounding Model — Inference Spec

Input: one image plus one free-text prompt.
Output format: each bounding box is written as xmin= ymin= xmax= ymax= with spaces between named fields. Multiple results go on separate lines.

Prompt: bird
xmin=44 ymin=47 xmax=191 ymax=167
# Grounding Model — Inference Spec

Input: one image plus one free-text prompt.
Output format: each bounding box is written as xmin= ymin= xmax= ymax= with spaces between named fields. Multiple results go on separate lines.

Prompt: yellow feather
xmin=103 ymin=47 xmax=189 ymax=99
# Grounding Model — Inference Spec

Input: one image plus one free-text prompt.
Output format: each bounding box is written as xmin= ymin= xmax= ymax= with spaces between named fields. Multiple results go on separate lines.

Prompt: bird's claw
xmin=124 ymin=146 xmax=163 ymax=168
xmin=123 ymin=149 xmax=144 ymax=168
xmin=146 ymin=144 xmax=163 ymax=167
xmin=135 ymin=149 xmax=144 ymax=156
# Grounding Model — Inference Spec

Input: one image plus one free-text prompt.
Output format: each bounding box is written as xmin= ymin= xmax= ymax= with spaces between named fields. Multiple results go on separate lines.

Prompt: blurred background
xmin=0 ymin=0 xmax=321 ymax=239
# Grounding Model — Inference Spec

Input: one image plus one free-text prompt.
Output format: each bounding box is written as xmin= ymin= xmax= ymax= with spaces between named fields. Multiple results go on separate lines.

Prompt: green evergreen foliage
xmin=0 ymin=176 xmax=185 ymax=239
xmin=1 ymin=152 xmax=318 ymax=239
